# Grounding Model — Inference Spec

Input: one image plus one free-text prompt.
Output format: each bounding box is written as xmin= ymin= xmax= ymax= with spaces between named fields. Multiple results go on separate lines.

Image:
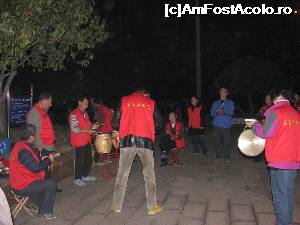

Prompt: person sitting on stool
xmin=160 ymin=112 xmax=185 ymax=167
xmin=9 ymin=124 xmax=57 ymax=219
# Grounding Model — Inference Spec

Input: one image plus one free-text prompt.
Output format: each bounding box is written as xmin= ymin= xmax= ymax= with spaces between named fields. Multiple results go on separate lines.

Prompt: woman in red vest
xmin=247 ymin=89 xmax=300 ymax=225
xmin=9 ymin=124 xmax=57 ymax=219
xmin=160 ymin=112 xmax=185 ymax=167
xmin=69 ymin=96 xmax=97 ymax=187
xmin=188 ymin=96 xmax=207 ymax=155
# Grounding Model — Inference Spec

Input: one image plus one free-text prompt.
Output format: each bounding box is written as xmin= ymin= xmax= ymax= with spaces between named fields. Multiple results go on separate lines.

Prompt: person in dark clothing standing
xmin=188 ymin=96 xmax=207 ymax=156
xmin=210 ymin=88 xmax=235 ymax=163
xmin=9 ymin=124 xmax=57 ymax=219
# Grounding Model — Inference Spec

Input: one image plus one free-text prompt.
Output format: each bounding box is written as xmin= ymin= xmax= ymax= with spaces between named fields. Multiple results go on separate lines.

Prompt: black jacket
xmin=112 ymin=101 xmax=163 ymax=150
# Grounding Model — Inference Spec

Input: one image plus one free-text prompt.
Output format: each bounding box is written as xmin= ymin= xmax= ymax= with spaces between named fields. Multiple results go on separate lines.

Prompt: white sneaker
xmin=95 ymin=162 xmax=105 ymax=166
xmin=74 ymin=179 xmax=86 ymax=187
xmin=82 ymin=176 xmax=96 ymax=181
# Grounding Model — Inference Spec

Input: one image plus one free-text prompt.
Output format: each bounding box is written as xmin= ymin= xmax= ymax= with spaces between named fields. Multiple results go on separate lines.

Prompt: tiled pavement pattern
xmin=14 ymin=128 xmax=300 ymax=225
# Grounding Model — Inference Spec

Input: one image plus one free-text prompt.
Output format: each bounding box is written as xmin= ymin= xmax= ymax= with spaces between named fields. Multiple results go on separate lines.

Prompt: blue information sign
xmin=10 ymin=96 xmax=32 ymax=125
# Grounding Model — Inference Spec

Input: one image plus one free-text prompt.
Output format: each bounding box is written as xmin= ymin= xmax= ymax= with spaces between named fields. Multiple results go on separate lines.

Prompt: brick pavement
xmin=13 ymin=128 xmax=300 ymax=225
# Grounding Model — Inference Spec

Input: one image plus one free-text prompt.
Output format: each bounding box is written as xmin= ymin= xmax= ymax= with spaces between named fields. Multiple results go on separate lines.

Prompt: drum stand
xmin=99 ymin=146 xmax=119 ymax=180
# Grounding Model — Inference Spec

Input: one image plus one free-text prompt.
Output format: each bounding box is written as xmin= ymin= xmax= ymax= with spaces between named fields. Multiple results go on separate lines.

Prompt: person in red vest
xmin=247 ymin=89 xmax=300 ymax=225
xmin=27 ymin=92 xmax=55 ymax=152
xmin=27 ymin=92 xmax=63 ymax=192
xmin=160 ymin=112 xmax=185 ymax=167
xmin=111 ymin=89 xmax=163 ymax=215
xmin=95 ymin=100 xmax=114 ymax=133
xmin=188 ymin=96 xmax=207 ymax=155
xmin=69 ymin=96 xmax=98 ymax=187
xmin=9 ymin=124 xmax=57 ymax=219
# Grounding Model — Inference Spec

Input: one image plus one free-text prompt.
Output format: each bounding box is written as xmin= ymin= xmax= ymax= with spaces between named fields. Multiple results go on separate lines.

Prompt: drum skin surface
xmin=95 ymin=134 xmax=112 ymax=153
xmin=238 ymin=129 xmax=266 ymax=157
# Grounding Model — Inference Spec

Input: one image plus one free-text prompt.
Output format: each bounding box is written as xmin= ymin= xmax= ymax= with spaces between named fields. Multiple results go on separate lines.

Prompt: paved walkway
xmin=14 ymin=128 xmax=300 ymax=225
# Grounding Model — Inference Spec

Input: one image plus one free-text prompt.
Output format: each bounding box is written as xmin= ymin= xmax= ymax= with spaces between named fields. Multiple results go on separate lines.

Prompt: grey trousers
xmin=113 ymin=147 xmax=157 ymax=210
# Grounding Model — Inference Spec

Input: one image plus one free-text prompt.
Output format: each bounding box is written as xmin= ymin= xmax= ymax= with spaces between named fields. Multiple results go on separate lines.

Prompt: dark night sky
xmin=12 ymin=0 xmax=300 ymax=113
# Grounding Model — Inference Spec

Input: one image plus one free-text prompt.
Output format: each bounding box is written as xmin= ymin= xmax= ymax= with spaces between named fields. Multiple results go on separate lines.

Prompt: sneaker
xmin=37 ymin=213 xmax=57 ymax=219
xmin=193 ymin=153 xmax=200 ymax=156
xmin=111 ymin=205 xmax=121 ymax=213
xmin=148 ymin=205 xmax=163 ymax=215
xmin=95 ymin=162 xmax=105 ymax=166
xmin=225 ymin=160 xmax=231 ymax=163
xmin=74 ymin=179 xmax=86 ymax=187
xmin=82 ymin=176 xmax=96 ymax=181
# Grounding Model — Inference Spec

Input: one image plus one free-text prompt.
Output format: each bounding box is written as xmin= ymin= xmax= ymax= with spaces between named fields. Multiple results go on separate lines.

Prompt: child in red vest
xmin=160 ymin=112 xmax=185 ymax=167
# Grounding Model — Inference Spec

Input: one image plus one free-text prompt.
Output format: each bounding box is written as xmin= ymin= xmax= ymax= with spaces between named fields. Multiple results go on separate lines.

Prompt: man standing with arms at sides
xmin=210 ymin=88 xmax=235 ymax=163
xmin=70 ymin=96 xmax=98 ymax=187
xmin=111 ymin=89 xmax=163 ymax=215
xmin=27 ymin=92 xmax=62 ymax=192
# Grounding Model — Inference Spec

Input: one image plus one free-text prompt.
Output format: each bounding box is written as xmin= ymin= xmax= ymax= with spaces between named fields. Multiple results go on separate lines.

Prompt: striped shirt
xmin=70 ymin=114 xmax=80 ymax=133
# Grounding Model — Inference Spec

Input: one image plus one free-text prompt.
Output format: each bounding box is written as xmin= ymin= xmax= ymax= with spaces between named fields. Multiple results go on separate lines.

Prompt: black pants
xmin=191 ymin=135 xmax=207 ymax=154
xmin=15 ymin=180 xmax=56 ymax=215
xmin=214 ymin=127 xmax=231 ymax=159
xmin=75 ymin=144 xmax=92 ymax=180
xmin=160 ymin=135 xmax=176 ymax=165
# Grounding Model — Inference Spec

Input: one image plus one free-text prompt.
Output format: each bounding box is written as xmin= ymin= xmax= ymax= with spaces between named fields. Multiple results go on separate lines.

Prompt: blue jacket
xmin=210 ymin=99 xmax=235 ymax=128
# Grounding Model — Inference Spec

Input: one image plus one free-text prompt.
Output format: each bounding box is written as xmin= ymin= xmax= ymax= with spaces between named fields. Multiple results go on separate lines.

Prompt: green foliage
xmin=0 ymin=0 xmax=108 ymax=72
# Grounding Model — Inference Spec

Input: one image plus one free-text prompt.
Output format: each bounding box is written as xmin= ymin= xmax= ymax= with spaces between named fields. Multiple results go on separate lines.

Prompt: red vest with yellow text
xmin=98 ymin=104 xmax=113 ymax=133
xmin=70 ymin=108 xmax=91 ymax=148
xmin=29 ymin=104 xmax=55 ymax=146
xmin=119 ymin=93 xmax=155 ymax=142
xmin=188 ymin=106 xmax=201 ymax=129
xmin=9 ymin=141 xmax=45 ymax=190
xmin=166 ymin=121 xmax=185 ymax=150
xmin=265 ymin=102 xmax=300 ymax=163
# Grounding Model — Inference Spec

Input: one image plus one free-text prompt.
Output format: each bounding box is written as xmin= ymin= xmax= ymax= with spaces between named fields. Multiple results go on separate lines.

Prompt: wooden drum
xmin=111 ymin=131 xmax=120 ymax=148
xmin=95 ymin=134 xmax=112 ymax=153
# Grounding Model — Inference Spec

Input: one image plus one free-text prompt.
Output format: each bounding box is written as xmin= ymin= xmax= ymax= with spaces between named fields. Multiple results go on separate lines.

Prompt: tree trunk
xmin=0 ymin=70 xmax=18 ymax=135
xmin=247 ymin=93 xmax=254 ymax=116
xmin=0 ymin=97 xmax=7 ymax=136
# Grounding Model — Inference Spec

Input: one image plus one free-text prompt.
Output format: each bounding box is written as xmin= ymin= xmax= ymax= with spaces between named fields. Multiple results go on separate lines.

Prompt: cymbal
xmin=238 ymin=129 xmax=265 ymax=157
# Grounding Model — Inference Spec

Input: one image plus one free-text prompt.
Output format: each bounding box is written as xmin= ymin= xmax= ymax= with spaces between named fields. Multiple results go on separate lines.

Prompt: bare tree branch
xmin=0 ymin=71 xmax=17 ymax=101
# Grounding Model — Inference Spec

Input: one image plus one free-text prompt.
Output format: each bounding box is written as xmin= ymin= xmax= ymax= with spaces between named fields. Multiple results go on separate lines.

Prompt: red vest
xmin=9 ymin=141 xmax=45 ymax=190
xmin=265 ymin=102 xmax=300 ymax=163
xmin=166 ymin=121 xmax=185 ymax=150
xmin=70 ymin=108 xmax=91 ymax=148
xmin=119 ymin=93 xmax=156 ymax=142
xmin=188 ymin=106 xmax=201 ymax=128
xmin=29 ymin=104 xmax=55 ymax=146
xmin=98 ymin=104 xmax=113 ymax=133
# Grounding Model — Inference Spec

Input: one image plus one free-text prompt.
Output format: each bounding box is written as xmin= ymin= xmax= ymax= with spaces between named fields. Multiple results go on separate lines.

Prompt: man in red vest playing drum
xmin=111 ymin=89 xmax=163 ymax=215
xmin=27 ymin=92 xmax=63 ymax=192
xmin=95 ymin=99 xmax=114 ymax=133
xmin=70 ymin=96 xmax=98 ymax=187
xmin=247 ymin=89 xmax=300 ymax=225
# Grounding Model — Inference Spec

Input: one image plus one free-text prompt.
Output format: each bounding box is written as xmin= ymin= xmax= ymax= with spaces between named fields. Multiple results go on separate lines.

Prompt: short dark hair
xmin=18 ymin=124 xmax=36 ymax=141
xmin=38 ymin=92 xmax=52 ymax=101
xmin=134 ymin=88 xmax=148 ymax=94
xmin=271 ymin=88 xmax=294 ymax=102
xmin=94 ymin=98 xmax=102 ymax=104
xmin=77 ymin=95 xmax=89 ymax=102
